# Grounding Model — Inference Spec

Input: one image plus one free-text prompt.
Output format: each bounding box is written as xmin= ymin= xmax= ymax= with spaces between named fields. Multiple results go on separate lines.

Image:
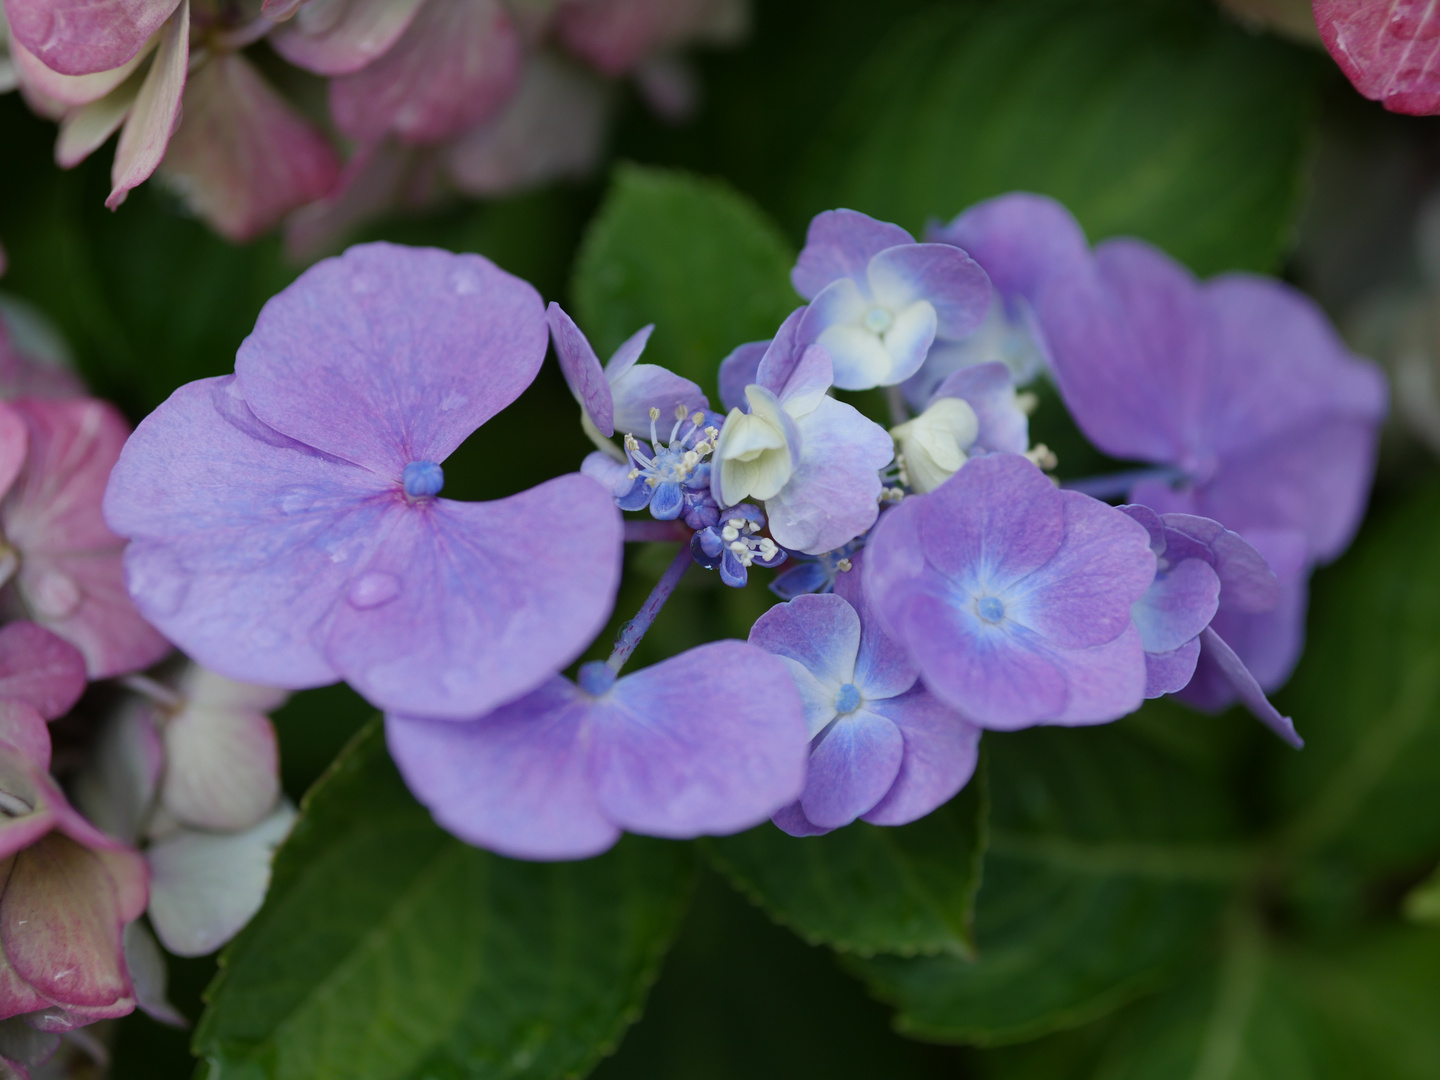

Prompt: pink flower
xmin=1315 ymin=0 xmax=1440 ymax=115
xmin=553 ymin=0 xmax=747 ymax=76
xmin=0 ymin=397 xmax=171 ymax=679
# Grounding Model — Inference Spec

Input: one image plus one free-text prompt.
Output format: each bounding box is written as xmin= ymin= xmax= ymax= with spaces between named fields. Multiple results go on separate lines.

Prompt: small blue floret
xmin=835 ymin=683 xmax=862 ymax=714
xmin=402 ymin=460 xmax=445 ymax=498
xmin=977 ymin=596 xmax=1005 ymax=623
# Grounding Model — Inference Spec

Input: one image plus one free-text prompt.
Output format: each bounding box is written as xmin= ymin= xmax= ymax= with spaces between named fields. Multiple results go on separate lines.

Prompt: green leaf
xmin=796 ymin=0 xmax=1320 ymax=275
xmin=195 ymin=720 xmax=695 ymax=1080
xmin=847 ymin=718 xmax=1245 ymax=1045
xmin=702 ymin=760 xmax=986 ymax=958
xmin=571 ymin=163 xmax=798 ymax=394
xmin=1274 ymin=480 xmax=1440 ymax=883
xmin=1404 ymin=865 xmax=1440 ymax=925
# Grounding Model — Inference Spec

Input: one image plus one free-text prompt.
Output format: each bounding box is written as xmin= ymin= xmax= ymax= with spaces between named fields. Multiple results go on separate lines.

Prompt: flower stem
xmin=607 ymin=543 xmax=692 ymax=674
xmin=885 ymin=385 xmax=910 ymax=427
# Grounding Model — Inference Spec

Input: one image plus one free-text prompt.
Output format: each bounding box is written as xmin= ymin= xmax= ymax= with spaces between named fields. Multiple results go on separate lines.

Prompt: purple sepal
xmin=1198 ymin=627 xmax=1303 ymax=749
xmin=929 ymin=361 xmax=1029 ymax=455
xmin=548 ymin=301 xmax=615 ymax=436
xmin=719 ymin=341 xmax=767 ymax=413
xmin=927 ymin=192 xmax=1089 ymax=303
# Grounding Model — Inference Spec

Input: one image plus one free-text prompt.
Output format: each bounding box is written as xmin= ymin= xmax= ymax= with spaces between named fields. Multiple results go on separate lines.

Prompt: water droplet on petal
xmin=29 ymin=569 xmax=81 ymax=619
xmin=348 ymin=572 xmax=399 ymax=609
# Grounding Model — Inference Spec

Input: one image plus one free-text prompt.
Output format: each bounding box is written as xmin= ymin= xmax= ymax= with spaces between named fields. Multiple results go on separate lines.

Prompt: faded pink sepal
xmin=0 ymin=704 xmax=52 ymax=773
xmin=2 ymin=0 xmax=179 ymax=76
xmin=105 ymin=0 xmax=188 ymax=211
xmin=0 ymin=835 xmax=134 ymax=1020
xmin=0 ymin=623 xmax=87 ymax=722
xmin=160 ymin=668 xmax=283 ymax=832
xmin=55 ymin=72 xmax=143 ymax=169
xmin=157 ymin=52 xmax=341 ymax=242
xmin=446 ymin=50 xmax=610 ymax=196
xmin=260 ymin=0 xmax=305 ymax=19
xmin=8 ymin=32 xmax=152 ymax=107
xmin=1315 ymin=0 xmax=1440 ymax=114
xmin=329 ymin=0 xmax=523 ymax=145
xmin=554 ymin=0 xmax=748 ymax=76
xmin=0 ymin=324 xmax=86 ymax=402
xmin=0 ymin=399 xmax=172 ymax=679
xmin=269 ymin=0 xmax=426 ymax=75
xmin=0 ymin=401 xmax=26 ymax=498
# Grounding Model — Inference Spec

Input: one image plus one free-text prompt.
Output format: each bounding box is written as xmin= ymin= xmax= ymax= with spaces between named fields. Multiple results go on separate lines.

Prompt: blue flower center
xmin=976 ymin=595 xmax=1005 ymax=624
xmin=577 ymin=661 xmax=617 ymax=697
xmin=402 ymin=460 xmax=444 ymax=498
xmin=835 ymin=682 xmax=862 ymax=715
xmin=864 ymin=306 xmax=893 ymax=334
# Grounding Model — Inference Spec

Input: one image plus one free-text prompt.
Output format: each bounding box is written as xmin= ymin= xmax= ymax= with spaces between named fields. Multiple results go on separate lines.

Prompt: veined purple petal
xmin=547 ymin=302 xmax=614 ymax=436
xmin=1130 ymin=557 xmax=1219 ymax=654
xmin=1159 ymin=513 xmax=1279 ymax=613
xmin=862 ymin=687 xmax=981 ymax=826
xmin=866 ymin=243 xmax=990 ymax=341
xmin=747 ymin=592 xmax=859 ymax=690
xmin=588 ymin=640 xmax=808 ymax=837
xmin=800 ymin=710 xmax=903 ymax=829
xmin=832 ymin=552 xmax=918 ymax=701
xmin=4 ymin=0 xmax=179 ymax=76
xmin=928 ymin=192 xmax=1089 ymax=302
xmin=1043 ymin=623 xmax=1147 ymax=724
xmin=771 ymin=800 xmax=832 ymax=837
xmin=610 ymin=364 xmax=709 ymax=438
xmin=792 ymin=209 xmax=913 ymax=300
xmin=718 ymin=340 xmax=766 ymax=413
xmin=269 ymin=0 xmax=426 ymax=76
xmin=236 ymin=243 xmax=546 ymax=477
xmin=930 ymin=361 xmax=1028 ymax=455
xmin=1143 ymin=638 xmax=1201 ymax=698
xmin=388 ymin=680 xmax=621 ymax=861
xmin=325 ymin=474 xmax=621 ymax=720
xmin=604 ymin=323 xmax=654 ymax=380
xmin=753 ymin=307 xmax=808 ymax=395
xmin=105 ymin=0 xmax=187 ymax=211
xmin=773 ymin=345 xmax=833 ymax=418
xmin=328 ymin=0 xmax=522 ymax=145
xmin=1198 ymin=627 xmax=1302 ymax=748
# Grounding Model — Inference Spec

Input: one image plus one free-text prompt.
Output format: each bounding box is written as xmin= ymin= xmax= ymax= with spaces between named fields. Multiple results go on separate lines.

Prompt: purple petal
xmin=928 ymin=192 xmax=1089 ymax=303
xmin=1144 ymin=638 xmax=1201 ymax=698
xmin=930 ymin=361 xmax=1028 ymax=455
xmin=580 ymin=450 xmax=633 ymax=496
xmin=324 ymin=474 xmax=622 ymax=720
xmin=764 ymin=397 xmax=891 ymax=555
xmin=831 ymin=551 xmax=918 ymax=700
xmin=800 ymin=710 xmax=904 ymax=829
xmin=1159 ymin=513 xmax=1279 ymax=613
xmin=0 ymin=622 xmax=86 ymax=721
xmin=105 ymin=377 xmax=393 ymax=689
xmin=771 ymin=800 xmax=832 ymax=837
xmin=236 ymin=243 xmax=546 ymax=477
xmin=387 ymin=680 xmax=621 ymax=861
xmin=1043 ymin=623 xmax=1148 ymax=724
xmin=773 ymin=346 xmax=834 ymax=417
xmin=791 ymin=210 xmax=914 ymax=300
xmin=753 ymin=307 xmax=807 ymax=395
xmin=862 ymin=687 xmax=981 ymax=827
xmin=610 ymin=364 xmax=710 ymax=438
xmin=1131 ymin=558 xmax=1219 ymax=654
xmin=866 ymin=243 xmax=990 ymax=341
xmin=105 ymin=1 xmax=187 ymax=211
xmin=718 ymin=341 xmax=766 ymax=413
xmin=145 ymin=804 xmax=296 ymax=956
xmin=547 ymin=302 xmax=614 ymax=436
xmin=4 ymin=0 xmax=178 ymax=76
xmin=748 ymin=593 xmax=859 ymax=693
xmin=328 ymin=0 xmax=522 ymax=145
xmin=603 ymin=323 xmax=654 ymax=380
xmin=269 ymin=0 xmax=426 ymax=76
xmin=155 ymin=52 xmax=342 ymax=243
xmin=588 ymin=640 xmax=808 ymax=838
xmin=1198 ymin=627 xmax=1302 ymax=748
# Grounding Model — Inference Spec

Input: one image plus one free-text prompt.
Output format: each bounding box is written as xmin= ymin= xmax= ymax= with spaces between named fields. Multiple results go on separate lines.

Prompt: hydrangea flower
xmin=790 ymin=209 xmax=991 ymax=390
xmin=387 ymin=640 xmax=808 ymax=859
xmin=890 ymin=360 xmax=1030 ymax=494
xmin=750 ymin=555 xmax=981 ymax=836
xmin=690 ymin=501 xmax=784 ymax=587
xmin=713 ymin=308 xmax=893 ymax=553
xmin=864 ymin=453 xmax=1156 ymax=729
xmin=1036 ymin=237 xmax=1387 ymax=699
xmin=1120 ymin=505 xmax=1300 ymax=747
xmin=1314 ymin=0 xmax=1440 ymax=115
xmin=104 ymin=243 xmax=623 ymax=721
xmin=0 ymin=684 xmax=148 ymax=1038
xmin=0 ymin=397 xmax=171 ymax=679
xmin=768 ymin=539 xmax=863 ymax=600
xmin=907 ymin=192 xmax=1090 ymax=403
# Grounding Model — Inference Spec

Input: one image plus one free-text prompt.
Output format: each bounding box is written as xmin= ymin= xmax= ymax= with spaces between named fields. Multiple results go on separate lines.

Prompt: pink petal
xmin=160 ymin=684 xmax=279 ymax=832
xmin=105 ymin=0 xmax=188 ymax=211
xmin=9 ymin=32 xmax=152 ymax=106
xmin=0 ymin=834 xmax=132 ymax=1014
xmin=554 ymin=0 xmax=747 ymax=76
xmin=0 ymin=703 xmax=52 ymax=772
xmin=328 ymin=0 xmax=523 ymax=145
xmin=1 ymin=399 xmax=171 ymax=679
xmin=260 ymin=0 xmax=305 ymax=19
xmin=3 ymin=0 xmax=178 ymax=76
xmin=0 ymin=748 xmax=57 ymax=861
xmin=1316 ymin=0 xmax=1440 ymax=114
xmin=55 ymin=76 xmax=142 ymax=169
xmin=269 ymin=0 xmax=426 ymax=75
xmin=0 ymin=622 xmax=87 ymax=721
xmin=157 ymin=52 xmax=340 ymax=242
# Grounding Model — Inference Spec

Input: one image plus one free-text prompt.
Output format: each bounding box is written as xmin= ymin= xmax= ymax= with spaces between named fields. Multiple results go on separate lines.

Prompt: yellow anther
xmin=649 ymin=407 xmax=660 ymax=421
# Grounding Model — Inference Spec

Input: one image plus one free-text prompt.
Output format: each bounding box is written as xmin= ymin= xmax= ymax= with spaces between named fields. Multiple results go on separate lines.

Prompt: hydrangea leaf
xmin=572 ymin=164 xmax=798 ymax=393
xmin=702 ymin=761 xmax=986 ymax=959
xmin=845 ymin=718 xmax=1243 ymax=1045
xmin=1272 ymin=479 xmax=1440 ymax=889
xmin=193 ymin=719 xmax=694 ymax=1080
xmin=796 ymin=0 xmax=1320 ymax=276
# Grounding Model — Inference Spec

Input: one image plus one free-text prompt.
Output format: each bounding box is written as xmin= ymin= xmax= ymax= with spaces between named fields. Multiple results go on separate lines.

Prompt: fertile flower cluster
xmin=104 ymin=193 xmax=1385 ymax=864
xmin=0 ymin=310 xmax=293 ymax=1077
xmin=0 ymin=0 xmax=746 ymax=244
